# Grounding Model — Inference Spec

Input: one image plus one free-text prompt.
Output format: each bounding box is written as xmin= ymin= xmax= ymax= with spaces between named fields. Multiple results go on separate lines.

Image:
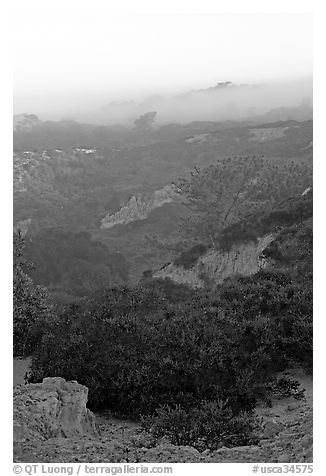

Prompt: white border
xmin=2 ymin=0 xmax=323 ymax=472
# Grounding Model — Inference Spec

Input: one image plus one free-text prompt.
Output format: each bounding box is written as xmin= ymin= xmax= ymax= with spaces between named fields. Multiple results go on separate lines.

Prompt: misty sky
xmin=13 ymin=2 xmax=312 ymax=117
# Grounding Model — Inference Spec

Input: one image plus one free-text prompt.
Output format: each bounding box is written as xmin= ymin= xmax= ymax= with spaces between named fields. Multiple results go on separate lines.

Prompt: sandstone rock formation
xmin=14 ymin=377 xmax=97 ymax=443
xmin=154 ymin=233 xmax=276 ymax=288
xmin=101 ymin=185 xmax=177 ymax=228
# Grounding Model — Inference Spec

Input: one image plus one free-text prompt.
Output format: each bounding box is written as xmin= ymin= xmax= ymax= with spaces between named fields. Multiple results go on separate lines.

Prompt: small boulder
xmin=299 ymin=435 xmax=313 ymax=451
xmin=278 ymin=454 xmax=291 ymax=463
xmin=201 ymin=449 xmax=211 ymax=456
xmin=262 ymin=421 xmax=283 ymax=439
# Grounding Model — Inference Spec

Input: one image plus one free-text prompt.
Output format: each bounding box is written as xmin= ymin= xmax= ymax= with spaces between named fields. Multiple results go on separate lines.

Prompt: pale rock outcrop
xmin=13 ymin=377 xmax=97 ymax=443
xmin=154 ymin=233 xmax=276 ymax=288
xmin=249 ymin=127 xmax=289 ymax=142
xmin=185 ymin=133 xmax=211 ymax=144
xmin=101 ymin=185 xmax=177 ymax=228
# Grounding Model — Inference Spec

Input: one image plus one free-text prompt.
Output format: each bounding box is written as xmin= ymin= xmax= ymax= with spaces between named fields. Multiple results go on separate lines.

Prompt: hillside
xmin=154 ymin=190 xmax=313 ymax=288
xmin=13 ymin=118 xmax=312 ymax=295
xmin=13 ymin=113 xmax=313 ymax=464
xmin=14 ymin=190 xmax=313 ymax=462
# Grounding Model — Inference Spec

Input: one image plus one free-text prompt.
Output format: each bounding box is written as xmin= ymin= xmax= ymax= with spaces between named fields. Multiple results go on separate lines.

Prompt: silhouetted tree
xmin=134 ymin=111 xmax=157 ymax=130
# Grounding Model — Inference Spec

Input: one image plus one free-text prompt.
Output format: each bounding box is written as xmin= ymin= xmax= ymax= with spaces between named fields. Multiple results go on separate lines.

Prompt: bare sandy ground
xmin=13 ymin=365 xmax=312 ymax=463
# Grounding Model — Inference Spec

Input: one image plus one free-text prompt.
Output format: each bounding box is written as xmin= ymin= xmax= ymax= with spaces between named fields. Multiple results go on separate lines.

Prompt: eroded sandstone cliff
xmin=154 ymin=233 xmax=276 ymax=288
xmin=101 ymin=185 xmax=177 ymax=228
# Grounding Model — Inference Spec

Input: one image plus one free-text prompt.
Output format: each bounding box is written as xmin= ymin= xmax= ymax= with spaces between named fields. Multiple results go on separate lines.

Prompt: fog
xmin=13 ymin=3 xmax=312 ymax=125
xmin=14 ymin=78 xmax=312 ymax=126
xmin=86 ymin=78 xmax=313 ymax=125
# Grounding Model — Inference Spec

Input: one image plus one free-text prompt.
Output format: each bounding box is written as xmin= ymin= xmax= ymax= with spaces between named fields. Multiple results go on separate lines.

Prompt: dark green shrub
xmin=24 ymin=228 xmax=130 ymax=297
xmin=13 ymin=232 xmax=55 ymax=356
xmin=218 ymin=191 xmax=312 ymax=251
xmin=267 ymin=377 xmax=305 ymax=400
xmin=141 ymin=401 xmax=258 ymax=450
xmin=139 ymin=277 xmax=194 ymax=303
xmin=28 ymin=219 xmax=312 ymax=421
xmin=29 ymin=249 xmax=312 ymax=415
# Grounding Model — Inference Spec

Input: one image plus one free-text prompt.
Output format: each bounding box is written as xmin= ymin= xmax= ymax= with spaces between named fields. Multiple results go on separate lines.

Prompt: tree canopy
xmin=134 ymin=111 xmax=157 ymax=130
xmin=174 ymin=156 xmax=312 ymax=247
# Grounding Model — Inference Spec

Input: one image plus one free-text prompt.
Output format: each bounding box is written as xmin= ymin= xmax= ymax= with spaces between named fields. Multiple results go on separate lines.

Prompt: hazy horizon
xmin=13 ymin=5 xmax=313 ymax=123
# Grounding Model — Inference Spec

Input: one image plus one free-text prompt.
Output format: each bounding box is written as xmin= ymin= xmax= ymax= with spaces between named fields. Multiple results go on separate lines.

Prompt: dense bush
xmin=266 ymin=377 xmax=305 ymax=401
xmin=13 ymin=232 xmax=55 ymax=356
xmin=24 ymin=229 xmax=129 ymax=297
xmin=211 ymin=270 xmax=312 ymax=371
xmin=27 ymin=209 xmax=312 ymax=450
xmin=263 ymin=220 xmax=312 ymax=279
xmin=138 ymin=277 xmax=194 ymax=303
xmin=141 ymin=401 xmax=258 ymax=450
xmin=29 ymin=263 xmax=312 ymax=419
xmin=29 ymin=293 xmax=262 ymax=414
